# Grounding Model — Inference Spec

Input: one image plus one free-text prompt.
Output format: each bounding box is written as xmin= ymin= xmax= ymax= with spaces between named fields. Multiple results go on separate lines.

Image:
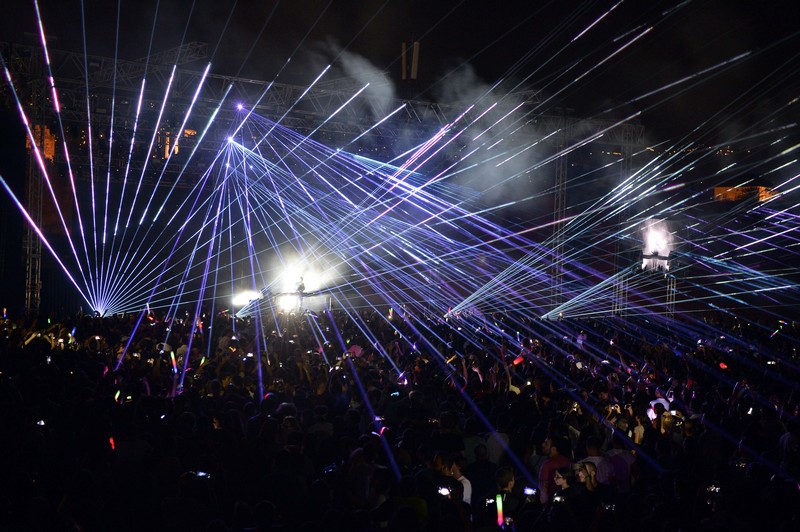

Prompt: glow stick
xmin=496 ymin=494 xmax=504 ymax=526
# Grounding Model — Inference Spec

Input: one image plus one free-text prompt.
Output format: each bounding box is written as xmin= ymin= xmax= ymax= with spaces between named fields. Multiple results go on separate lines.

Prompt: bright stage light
xmin=646 ymin=229 xmax=668 ymax=254
xmin=278 ymin=263 xmax=308 ymax=291
xmin=276 ymin=294 xmax=300 ymax=311
xmin=642 ymin=219 xmax=673 ymax=271
xmin=277 ymin=262 xmax=332 ymax=294
xmin=236 ymin=103 xmax=244 ymax=110
xmin=232 ymin=290 xmax=262 ymax=307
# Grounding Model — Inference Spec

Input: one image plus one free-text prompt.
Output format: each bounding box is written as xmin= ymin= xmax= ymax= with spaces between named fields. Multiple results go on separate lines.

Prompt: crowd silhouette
xmin=0 ymin=306 xmax=798 ymax=531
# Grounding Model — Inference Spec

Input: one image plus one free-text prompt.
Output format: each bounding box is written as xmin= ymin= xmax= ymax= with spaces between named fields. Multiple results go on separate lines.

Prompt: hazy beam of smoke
xmin=431 ymin=64 xmax=548 ymax=213
xmin=307 ymin=38 xmax=397 ymax=118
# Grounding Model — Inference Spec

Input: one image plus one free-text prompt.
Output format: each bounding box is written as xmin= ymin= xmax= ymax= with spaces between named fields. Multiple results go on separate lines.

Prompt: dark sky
xmin=3 ymin=0 xmax=799 ymax=143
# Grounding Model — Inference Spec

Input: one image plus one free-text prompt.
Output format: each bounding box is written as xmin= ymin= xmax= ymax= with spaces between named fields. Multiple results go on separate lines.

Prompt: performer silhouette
xmin=297 ymin=277 xmax=306 ymax=310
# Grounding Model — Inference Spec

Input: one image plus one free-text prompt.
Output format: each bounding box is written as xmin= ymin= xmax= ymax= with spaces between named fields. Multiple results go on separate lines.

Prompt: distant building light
xmin=713 ymin=186 xmax=775 ymax=202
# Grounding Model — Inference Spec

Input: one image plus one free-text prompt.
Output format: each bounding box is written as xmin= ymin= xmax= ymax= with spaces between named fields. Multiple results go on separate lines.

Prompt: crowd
xmin=0 ymin=305 xmax=798 ymax=531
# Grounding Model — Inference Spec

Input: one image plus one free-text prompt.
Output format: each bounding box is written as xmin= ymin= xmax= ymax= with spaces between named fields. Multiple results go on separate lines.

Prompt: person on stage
xmin=296 ymin=277 xmax=306 ymax=310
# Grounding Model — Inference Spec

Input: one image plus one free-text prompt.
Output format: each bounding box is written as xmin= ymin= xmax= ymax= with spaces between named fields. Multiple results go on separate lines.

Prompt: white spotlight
xmin=276 ymin=294 xmax=299 ymax=311
xmin=232 ymin=290 xmax=261 ymax=307
xmin=641 ymin=219 xmax=672 ymax=271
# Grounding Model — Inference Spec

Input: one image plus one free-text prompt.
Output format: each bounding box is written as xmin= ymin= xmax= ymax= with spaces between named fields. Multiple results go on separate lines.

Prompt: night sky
xmin=3 ymin=0 xmax=798 ymax=141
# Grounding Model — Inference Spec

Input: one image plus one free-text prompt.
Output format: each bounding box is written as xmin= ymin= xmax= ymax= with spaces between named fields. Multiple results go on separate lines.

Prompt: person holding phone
xmin=446 ymin=454 xmax=472 ymax=505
